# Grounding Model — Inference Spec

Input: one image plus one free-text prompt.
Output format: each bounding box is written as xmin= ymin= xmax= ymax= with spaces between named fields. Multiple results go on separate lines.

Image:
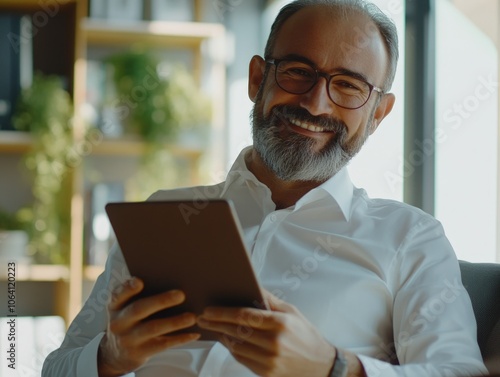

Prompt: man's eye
xmin=291 ymin=68 xmax=311 ymax=75
xmin=284 ymin=67 xmax=314 ymax=78
xmin=333 ymin=81 xmax=362 ymax=91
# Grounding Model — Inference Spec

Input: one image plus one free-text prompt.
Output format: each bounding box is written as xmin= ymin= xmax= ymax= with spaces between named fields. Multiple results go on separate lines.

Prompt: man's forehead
xmin=271 ymin=5 xmax=388 ymax=82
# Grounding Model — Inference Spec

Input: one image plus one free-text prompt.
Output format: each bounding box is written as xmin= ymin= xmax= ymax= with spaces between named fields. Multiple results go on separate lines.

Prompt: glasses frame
xmin=266 ymin=58 xmax=384 ymax=110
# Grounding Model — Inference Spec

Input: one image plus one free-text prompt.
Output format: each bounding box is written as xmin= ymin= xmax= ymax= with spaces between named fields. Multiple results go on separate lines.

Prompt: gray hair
xmin=263 ymin=0 xmax=399 ymax=91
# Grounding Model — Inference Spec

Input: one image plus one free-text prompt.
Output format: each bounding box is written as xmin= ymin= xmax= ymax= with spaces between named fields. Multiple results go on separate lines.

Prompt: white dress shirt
xmin=43 ymin=147 xmax=487 ymax=377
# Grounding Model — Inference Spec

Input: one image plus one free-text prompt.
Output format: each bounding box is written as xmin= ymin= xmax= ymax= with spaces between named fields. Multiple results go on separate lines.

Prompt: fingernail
xmin=170 ymin=289 xmax=184 ymax=299
xmin=203 ymin=308 xmax=215 ymax=318
xmin=189 ymin=333 xmax=201 ymax=340
xmin=128 ymin=277 xmax=138 ymax=289
xmin=197 ymin=317 xmax=208 ymax=326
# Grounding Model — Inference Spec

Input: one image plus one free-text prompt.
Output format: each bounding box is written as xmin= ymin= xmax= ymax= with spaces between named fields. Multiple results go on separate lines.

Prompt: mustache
xmin=270 ymin=105 xmax=348 ymax=134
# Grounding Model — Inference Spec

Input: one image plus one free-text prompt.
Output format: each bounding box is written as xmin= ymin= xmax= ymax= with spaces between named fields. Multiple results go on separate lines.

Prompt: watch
xmin=329 ymin=347 xmax=348 ymax=377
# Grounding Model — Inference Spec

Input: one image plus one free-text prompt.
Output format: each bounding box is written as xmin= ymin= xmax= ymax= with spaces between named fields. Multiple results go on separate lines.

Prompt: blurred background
xmin=0 ymin=0 xmax=498 ymax=374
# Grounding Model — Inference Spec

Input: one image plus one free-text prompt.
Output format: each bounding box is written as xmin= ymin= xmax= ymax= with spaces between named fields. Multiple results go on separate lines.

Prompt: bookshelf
xmin=0 ymin=0 xmax=226 ymax=324
xmin=0 ymin=131 xmax=32 ymax=153
xmin=12 ymin=264 xmax=69 ymax=282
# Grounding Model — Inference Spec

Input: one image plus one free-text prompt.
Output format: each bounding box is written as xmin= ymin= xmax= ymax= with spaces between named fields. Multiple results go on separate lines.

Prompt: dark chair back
xmin=459 ymin=260 xmax=500 ymax=373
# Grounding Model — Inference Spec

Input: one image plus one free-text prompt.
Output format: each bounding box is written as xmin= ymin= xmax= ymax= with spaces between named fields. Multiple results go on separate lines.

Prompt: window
xmin=434 ymin=0 xmax=499 ymax=262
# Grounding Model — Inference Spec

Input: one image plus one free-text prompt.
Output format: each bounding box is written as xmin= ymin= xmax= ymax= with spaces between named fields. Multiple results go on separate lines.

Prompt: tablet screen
xmin=105 ymin=199 xmax=267 ymax=340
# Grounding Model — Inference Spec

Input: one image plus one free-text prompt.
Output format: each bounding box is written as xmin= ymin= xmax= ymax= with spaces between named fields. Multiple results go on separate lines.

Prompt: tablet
xmin=105 ymin=199 xmax=267 ymax=340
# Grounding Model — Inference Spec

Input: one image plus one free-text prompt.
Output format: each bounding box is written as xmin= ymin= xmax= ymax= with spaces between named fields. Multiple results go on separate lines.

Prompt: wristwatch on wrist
xmin=329 ymin=347 xmax=348 ymax=377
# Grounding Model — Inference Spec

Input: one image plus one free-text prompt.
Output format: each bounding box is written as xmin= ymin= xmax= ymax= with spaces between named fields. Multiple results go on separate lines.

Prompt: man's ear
xmin=248 ymin=55 xmax=266 ymax=103
xmin=369 ymin=93 xmax=395 ymax=134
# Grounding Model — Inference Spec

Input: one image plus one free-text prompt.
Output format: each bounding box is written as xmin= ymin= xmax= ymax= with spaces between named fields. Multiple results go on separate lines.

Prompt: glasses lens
xmin=275 ymin=60 xmax=317 ymax=94
xmin=329 ymin=75 xmax=371 ymax=109
xmin=272 ymin=60 xmax=374 ymax=109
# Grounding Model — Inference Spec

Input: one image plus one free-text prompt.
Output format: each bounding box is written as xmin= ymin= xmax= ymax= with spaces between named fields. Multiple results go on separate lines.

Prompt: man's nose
xmin=298 ymin=77 xmax=335 ymax=116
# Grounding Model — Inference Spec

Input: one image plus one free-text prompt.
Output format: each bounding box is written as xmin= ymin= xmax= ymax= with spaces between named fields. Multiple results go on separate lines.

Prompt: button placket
xmin=251 ymin=211 xmax=288 ymax=276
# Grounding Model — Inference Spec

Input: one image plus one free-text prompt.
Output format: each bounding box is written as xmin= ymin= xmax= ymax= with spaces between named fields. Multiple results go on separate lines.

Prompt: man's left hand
xmin=197 ymin=291 xmax=335 ymax=377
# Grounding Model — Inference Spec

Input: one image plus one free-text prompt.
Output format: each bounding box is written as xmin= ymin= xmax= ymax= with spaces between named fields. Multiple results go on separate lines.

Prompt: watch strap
xmin=329 ymin=347 xmax=348 ymax=377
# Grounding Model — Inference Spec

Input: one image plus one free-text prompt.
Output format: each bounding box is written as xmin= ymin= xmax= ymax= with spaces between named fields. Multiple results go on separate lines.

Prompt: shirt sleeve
xmin=41 ymin=243 xmax=133 ymax=377
xmin=357 ymin=218 xmax=488 ymax=377
xmin=40 ymin=188 xmax=209 ymax=377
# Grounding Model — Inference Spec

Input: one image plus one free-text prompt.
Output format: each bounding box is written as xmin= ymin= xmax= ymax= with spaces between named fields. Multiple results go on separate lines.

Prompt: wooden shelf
xmin=0 ymin=131 xmax=204 ymax=159
xmin=93 ymin=136 xmax=204 ymax=159
xmin=0 ymin=131 xmax=31 ymax=154
xmin=0 ymin=0 xmax=77 ymax=11
xmin=82 ymin=18 xmax=225 ymax=48
xmin=83 ymin=265 xmax=104 ymax=281
xmin=0 ymin=264 xmax=69 ymax=282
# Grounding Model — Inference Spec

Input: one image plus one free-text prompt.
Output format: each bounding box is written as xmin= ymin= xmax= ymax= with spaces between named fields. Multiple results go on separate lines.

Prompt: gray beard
xmin=251 ymin=104 xmax=370 ymax=182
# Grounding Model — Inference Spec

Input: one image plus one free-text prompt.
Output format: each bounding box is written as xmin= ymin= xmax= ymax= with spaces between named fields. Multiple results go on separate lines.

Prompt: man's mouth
xmin=289 ymin=117 xmax=328 ymax=133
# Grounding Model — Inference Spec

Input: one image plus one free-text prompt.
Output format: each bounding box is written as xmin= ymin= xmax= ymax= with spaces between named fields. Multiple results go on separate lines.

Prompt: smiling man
xmin=43 ymin=1 xmax=487 ymax=377
xmin=246 ymin=2 xmax=395 ymax=208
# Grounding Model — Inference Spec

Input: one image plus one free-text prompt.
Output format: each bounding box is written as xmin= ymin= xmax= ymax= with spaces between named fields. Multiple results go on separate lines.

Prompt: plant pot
xmin=0 ymin=230 xmax=30 ymax=264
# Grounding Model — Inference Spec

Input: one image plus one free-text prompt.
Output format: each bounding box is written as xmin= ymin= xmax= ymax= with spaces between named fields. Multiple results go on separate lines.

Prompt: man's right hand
xmin=97 ymin=277 xmax=200 ymax=377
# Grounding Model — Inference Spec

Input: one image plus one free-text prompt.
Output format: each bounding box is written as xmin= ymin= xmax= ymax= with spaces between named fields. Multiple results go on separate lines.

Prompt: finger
xmin=111 ymin=290 xmax=187 ymax=332
xmin=115 ymin=332 xmax=201 ymax=370
xmin=221 ymin=346 xmax=270 ymax=377
xmin=220 ymin=336 xmax=269 ymax=365
xmin=197 ymin=317 xmax=273 ymax=349
xmin=199 ymin=307 xmax=282 ymax=330
xmin=136 ymin=312 xmax=198 ymax=341
xmin=142 ymin=332 xmax=201 ymax=357
xmin=216 ymin=336 xmax=278 ymax=376
xmin=262 ymin=290 xmax=295 ymax=313
xmin=109 ymin=277 xmax=144 ymax=311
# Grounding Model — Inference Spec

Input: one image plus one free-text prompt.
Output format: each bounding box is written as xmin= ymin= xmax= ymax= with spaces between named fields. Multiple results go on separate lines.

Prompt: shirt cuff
xmin=76 ymin=332 xmax=105 ymax=377
xmin=357 ymin=354 xmax=398 ymax=377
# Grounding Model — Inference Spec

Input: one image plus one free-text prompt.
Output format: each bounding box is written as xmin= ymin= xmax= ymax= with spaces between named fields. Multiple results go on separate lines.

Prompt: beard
xmin=251 ymin=102 xmax=371 ymax=182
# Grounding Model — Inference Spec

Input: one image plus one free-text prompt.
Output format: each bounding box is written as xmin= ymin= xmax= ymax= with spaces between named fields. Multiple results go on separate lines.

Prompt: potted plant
xmin=12 ymin=74 xmax=74 ymax=264
xmin=0 ymin=208 xmax=29 ymax=266
xmin=105 ymin=49 xmax=211 ymax=199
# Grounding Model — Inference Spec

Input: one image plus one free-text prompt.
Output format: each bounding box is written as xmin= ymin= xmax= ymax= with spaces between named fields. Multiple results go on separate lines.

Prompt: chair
xmin=459 ymin=260 xmax=500 ymax=373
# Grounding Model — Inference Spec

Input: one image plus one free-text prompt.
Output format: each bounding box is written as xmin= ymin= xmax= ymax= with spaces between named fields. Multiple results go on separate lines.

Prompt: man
xmin=43 ymin=1 xmax=488 ymax=376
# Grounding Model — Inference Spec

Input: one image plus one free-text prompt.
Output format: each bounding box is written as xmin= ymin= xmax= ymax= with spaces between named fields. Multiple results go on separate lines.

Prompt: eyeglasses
xmin=266 ymin=58 xmax=384 ymax=110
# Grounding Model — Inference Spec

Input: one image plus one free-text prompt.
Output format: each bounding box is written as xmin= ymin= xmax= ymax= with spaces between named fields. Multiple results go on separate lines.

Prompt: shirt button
xmin=269 ymin=214 xmax=277 ymax=222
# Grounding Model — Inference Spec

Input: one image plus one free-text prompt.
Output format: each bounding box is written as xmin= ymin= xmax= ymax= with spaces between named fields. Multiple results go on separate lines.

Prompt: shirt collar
xmin=221 ymin=146 xmax=265 ymax=194
xmin=300 ymin=167 xmax=354 ymax=221
xmin=222 ymin=146 xmax=354 ymax=221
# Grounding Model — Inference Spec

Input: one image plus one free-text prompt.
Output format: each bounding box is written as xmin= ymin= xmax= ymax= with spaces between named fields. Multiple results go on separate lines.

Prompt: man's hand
xmin=98 ymin=277 xmax=200 ymax=377
xmin=196 ymin=291 xmax=336 ymax=377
